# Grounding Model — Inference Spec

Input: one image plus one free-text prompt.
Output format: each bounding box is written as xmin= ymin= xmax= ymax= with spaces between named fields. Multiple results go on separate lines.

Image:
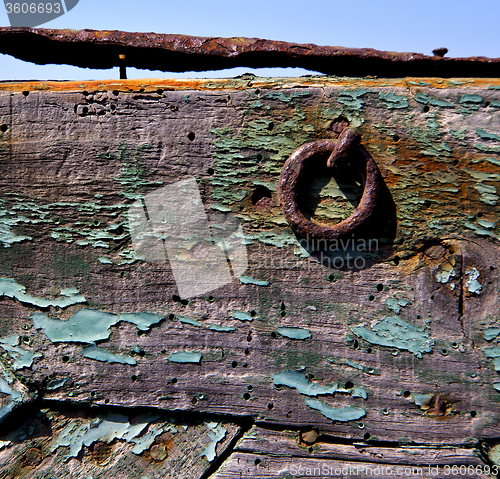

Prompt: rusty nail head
xmin=301 ymin=429 xmax=319 ymax=445
xmin=24 ymin=448 xmax=42 ymax=466
xmin=150 ymin=444 xmax=168 ymax=461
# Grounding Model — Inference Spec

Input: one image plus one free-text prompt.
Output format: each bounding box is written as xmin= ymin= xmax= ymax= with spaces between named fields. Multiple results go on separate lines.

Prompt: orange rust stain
xmin=0 ymin=77 xmax=499 ymax=93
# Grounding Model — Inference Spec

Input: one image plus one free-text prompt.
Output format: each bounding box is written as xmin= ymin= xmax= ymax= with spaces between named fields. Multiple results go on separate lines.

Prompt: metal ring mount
xmin=277 ymin=129 xmax=382 ymax=241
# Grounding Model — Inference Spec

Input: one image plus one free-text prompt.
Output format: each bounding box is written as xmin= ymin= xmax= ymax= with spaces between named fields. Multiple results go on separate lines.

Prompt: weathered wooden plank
xmin=210 ymin=452 xmax=493 ymax=479
xmin=236 ymin=426 xmax=486 ymax=466
xmin=0 ymin=405 xmax=240 ymax=479
xmin=0 ymin=77 xmax=499 ymax=451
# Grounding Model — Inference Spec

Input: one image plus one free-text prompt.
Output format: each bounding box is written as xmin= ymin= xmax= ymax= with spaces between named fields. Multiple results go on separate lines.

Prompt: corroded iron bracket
xmin=0 ymin=27 xmax=499 ymax=77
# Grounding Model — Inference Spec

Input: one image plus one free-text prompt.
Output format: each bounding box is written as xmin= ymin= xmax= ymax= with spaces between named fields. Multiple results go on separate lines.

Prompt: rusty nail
xmin=24 ymin=447 xmax=42 ymax=466
xmin=119 ymin=54 xmax=127 ymax=80
xmin=150 ymin=444 xmax=168 ymax=461
xmin=301 ymin=429 xmax=319 ymax=445
xmin=432 ymin=48 xmax=449 ymax=58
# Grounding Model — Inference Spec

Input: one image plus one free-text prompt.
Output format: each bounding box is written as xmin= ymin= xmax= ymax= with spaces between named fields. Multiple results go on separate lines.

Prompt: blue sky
xmin=1 ymin=0 xmax=499 ymax=80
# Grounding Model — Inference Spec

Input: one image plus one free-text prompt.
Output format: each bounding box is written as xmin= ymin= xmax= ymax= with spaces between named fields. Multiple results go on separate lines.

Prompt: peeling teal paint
xmin=200 ymin=422 xmax=226 ymax=462
xmin=0 ymin=334 xmax=42 ymax=370
xmin=82 ymin=344 xmax=137 ymax=365
xmin=351 ymin=386 xmax=368 ymax=399
xmin=305 ymin=399 xmax=366 ymax=422
xmin=0 ymin=277 xmax=86 ymax=309
xmin=386 ymin=297 xmax=410 ymax=314
xmin=465 ymin=267 xmax=482 ymax=294
xmin=207 ymin=324 xmax=235 ymax=332
xmin=32 ymin=309 xmax=163 ymax=343
xmin=485 ymin=327 xmax=500 ymax=341
xmin=0 ymin=202 xmax=32 ymax=247
xmin=239 ymin=276 xmax=269 ymax=286
xmin=277 ymin=327 xmax=311 ymax=340
xmin=414 ymin=93 xmax=453 ymax=108
xmin=210 ymin=203 xmax=232 ymax=212
xmin=273 ymin=369 xmax=338 ymax=396
xmin=46 ymin=378 xmax=68 ymax=391
xmin=168 ymin=352 xmax=202 ymax=363
xmin=352 ymin=316 xmax=434 ymax=358
xmin=476 ymin=129 xmax=500 ymax=141
xmin=50 ymin=413 xmax=151 ymax=461
xmin=0 ymin=376 xmax=22 ymax=422
xmin=460 ymin=94 xmax=483 ymax=104
xmin=131 ymin=422 xmax=177 ymax=455
xmin=413 ymin=393 xmax=434 ymax=408
xmin=378 ymin=92 xmax=408 ymax=109
xmin=98 ymin=257 xmax=113 ymax=264
xmin=178 ymin=316 xmax=202 ymax=327
xmin=484 ymin=346 xmax=500 ymax=371
xmin=232 ymin=310 xmax=253 ymax=321
xmin=436 ymin=261 xmax=456 ymax=283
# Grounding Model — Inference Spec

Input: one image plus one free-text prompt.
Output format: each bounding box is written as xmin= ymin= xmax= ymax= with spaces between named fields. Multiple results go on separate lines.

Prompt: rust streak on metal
xmin=0 ymin=27 xmax=499 ymax=77
xmin=277 ymin=129 xmax=382 ymax=241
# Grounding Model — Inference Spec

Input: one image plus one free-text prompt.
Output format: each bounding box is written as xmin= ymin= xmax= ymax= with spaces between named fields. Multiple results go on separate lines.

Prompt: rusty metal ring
xmin=277 ymin=129 xmax=381 ymax=241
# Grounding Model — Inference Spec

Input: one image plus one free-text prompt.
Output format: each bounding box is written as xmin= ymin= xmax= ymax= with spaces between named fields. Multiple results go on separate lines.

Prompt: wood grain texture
xmin=0 ymin=77 xmax=499 ymax=476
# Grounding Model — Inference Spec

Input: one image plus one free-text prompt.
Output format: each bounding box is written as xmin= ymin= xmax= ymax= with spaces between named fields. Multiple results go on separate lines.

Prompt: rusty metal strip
xmin=0 ymin=27 xmax=499 ymax=77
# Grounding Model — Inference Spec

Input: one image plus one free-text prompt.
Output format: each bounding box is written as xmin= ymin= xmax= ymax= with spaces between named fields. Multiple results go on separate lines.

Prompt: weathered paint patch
xmin=50 ymin=413 xmax=150 ymax=460
xmin=98 ymin=257 xmax=113 ymax=264
xmin=273 ymin=370 xmax=338 ymax=396
xmin=305 ymin=399 xmax=366 ymax=422
xmin=484 ymin=346 xmax=500 ymax=371
xmin=0 ymin=202 xmax=32 ymax=247
xmin=200 ymin=422 xmax=227 ymax=462
xmin=277 ymin=327 xmax=311 ymax=340
xmin=436 ymin=260 xmax=456 ymax=284
xmin=178 ymin=316 xmax=202 ymax=327
xmin=352 ymin=316 xmax=434 ymax=358
xmin=378 ymin=92 xmax=408 ymax=109
xmin=207 ymin=324 xmax=235 ymax=332
xmin=0 ymin=334 xmax=42 ymax=369
xmin=493 ymin=383 xmax=500 ymax=393
xmin=465 ymin=267 xmax=482 ymax=294
xmin=0 ymin=376 xmax=22 ymax=422
xmin=484 ymin=327 xmax=500 ymax=341
xmin=131 ymin=422 xmax=177 ymax=455
xmin=32 ymin=309 xmax=163 ymax=343
xmin=82 ymin=344 xmax=137 ymax=365
xmin=168 ymin=352 xmax=202 ymax=363
xmin=351 ymin=386 xmax=368 ymax=399
xmin=386 ymin=297 xmax=410 ymax=314
xmin=239 ymin=276 xmax=269 ymax=286
xmin=476 ymin=129 xmax=500 ymax=141
xmin=232 ymin=310 xmax=253 ymax=321
xmin=46 ymin=378 xmax=68 ymax=391
xmin=413 ymin=393 xmax=434 ymax=408
xmin=0 ymin=277 xmax=86 ymax=309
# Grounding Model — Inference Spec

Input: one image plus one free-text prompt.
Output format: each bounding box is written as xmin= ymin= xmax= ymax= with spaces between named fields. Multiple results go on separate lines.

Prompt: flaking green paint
xmin=200 ymin=422 xmax=227 ymax=462
xmin=32 ymin=308 xmax=163 ymax=343
xmin=304 ymin=399 xmax=366 ymax=422
xmin=0 ymin=277 xmax=85 ymax=308
xmin=277 ymin=327 xmax=311 ymax=340
xmin=232 ymin=310 xmax=253 ymax=321
xmin=352 ymin=316 xmax=434 ymax=358
xmin=272 ymin=369 xmax=338 ymax=396
xmin=239 ymin=276 xmax=269 ymax=286
xmin=0 ymin=334 xmax=42 ymax=369
xmin=168 ymin=351 xmax=202 ymax=363
xmin=82 ymin=344 xmax=137 ymax=365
